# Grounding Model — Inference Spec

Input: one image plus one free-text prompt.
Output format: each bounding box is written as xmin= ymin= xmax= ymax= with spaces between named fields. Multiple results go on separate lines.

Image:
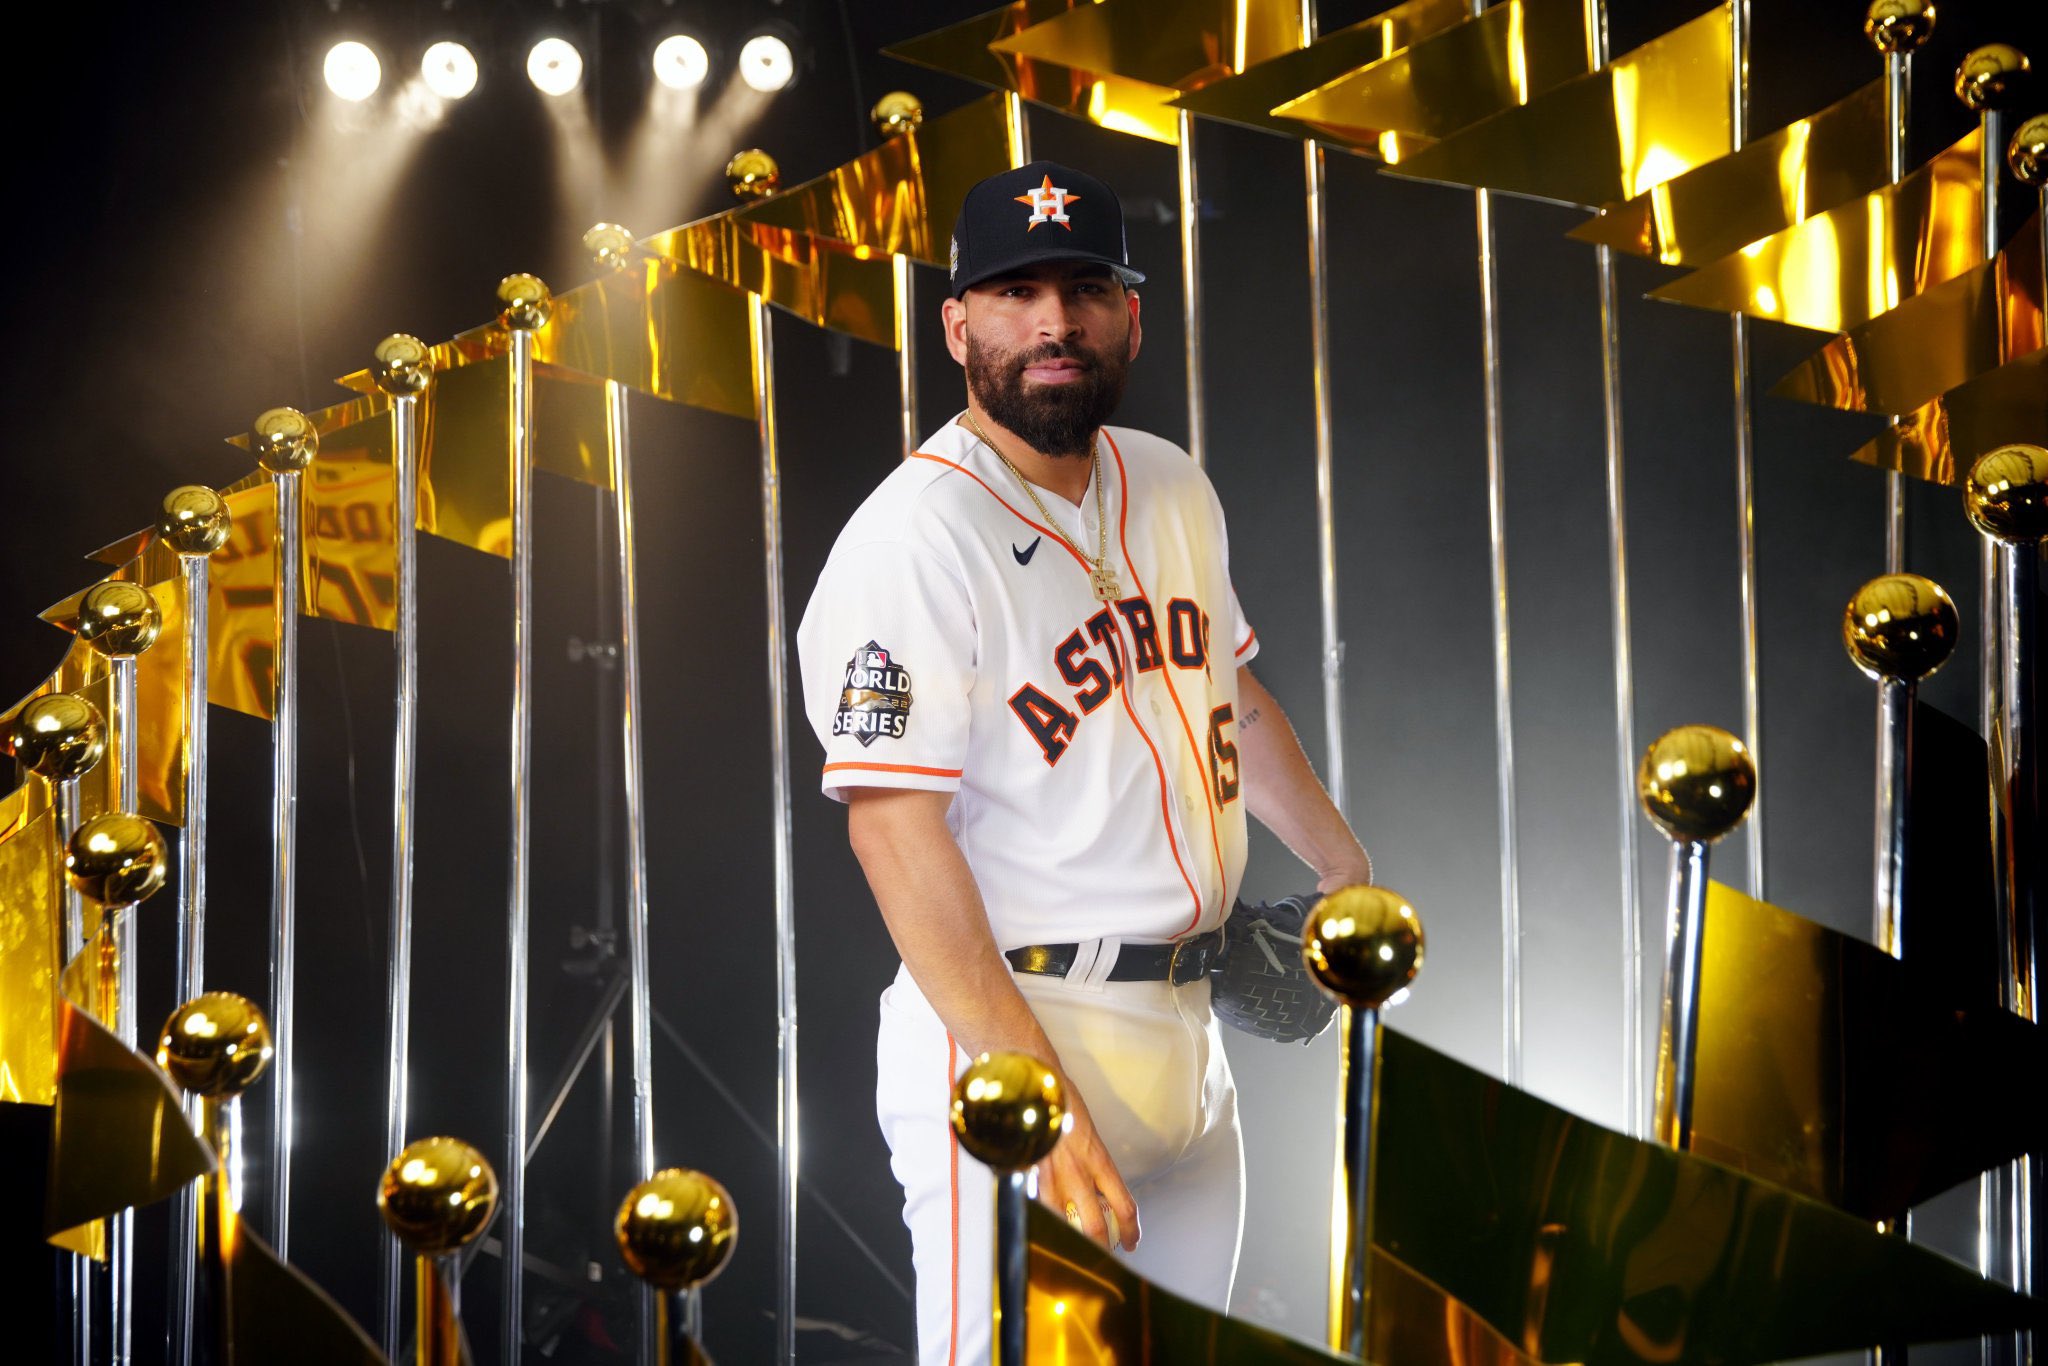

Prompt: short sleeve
xmin=795 ymin=538 xmax=975 ymax=800
xmin=1226 ymin=582 xmax=1257 ymax=665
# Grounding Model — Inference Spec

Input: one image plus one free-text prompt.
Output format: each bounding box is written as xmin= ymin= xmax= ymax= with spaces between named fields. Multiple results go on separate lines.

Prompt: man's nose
xmin=1031 ymin=293 xmax=1081 ymax=339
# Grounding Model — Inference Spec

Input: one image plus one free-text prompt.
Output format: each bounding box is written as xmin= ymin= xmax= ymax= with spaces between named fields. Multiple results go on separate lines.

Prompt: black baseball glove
xmin=1208 ymin=894 xmax=1338 ymax=1045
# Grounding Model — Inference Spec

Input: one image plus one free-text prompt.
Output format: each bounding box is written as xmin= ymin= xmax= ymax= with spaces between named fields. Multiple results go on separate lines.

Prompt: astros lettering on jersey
xmin=797 ymin=418 xmax=1259 ymax=949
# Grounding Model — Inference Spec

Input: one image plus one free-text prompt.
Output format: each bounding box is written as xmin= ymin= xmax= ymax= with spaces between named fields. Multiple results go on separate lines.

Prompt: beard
xmin=965 ymin=330 xmax=1130 ymax=458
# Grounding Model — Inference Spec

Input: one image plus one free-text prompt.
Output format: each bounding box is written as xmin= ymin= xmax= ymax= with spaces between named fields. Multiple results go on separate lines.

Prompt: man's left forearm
xmin=1234 ymin=665 xmax=1372 ymax=893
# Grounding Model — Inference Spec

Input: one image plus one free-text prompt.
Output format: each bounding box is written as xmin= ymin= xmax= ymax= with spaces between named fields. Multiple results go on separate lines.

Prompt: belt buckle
xmin=1168 ymin=937 xmax=1196 ymax=986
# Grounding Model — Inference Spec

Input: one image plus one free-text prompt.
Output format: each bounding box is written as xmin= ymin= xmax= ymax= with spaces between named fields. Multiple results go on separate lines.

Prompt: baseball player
xmin=796 ymin=160 xmax=1372 ymax=1363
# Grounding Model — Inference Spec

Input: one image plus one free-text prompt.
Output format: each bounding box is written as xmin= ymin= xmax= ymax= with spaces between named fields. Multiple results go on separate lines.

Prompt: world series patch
xmin=834 ymin=641 xmax=912 ymax=746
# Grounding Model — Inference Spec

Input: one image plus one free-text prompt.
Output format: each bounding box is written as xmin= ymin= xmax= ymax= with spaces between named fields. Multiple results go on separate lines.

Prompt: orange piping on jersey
xmin=823 ymin=761 xmax=964 ymax=779
xmin=1103 ymin=432 xmax=1228 ymax=937
xmin=1235 ymin=629 xmax=1258 ymax=659
xmin=909 ymin=452 xmax=1098 ymax=577
xmin=1104 ymin=599 xmax=1206 ymax=931
xmin=945 ymin=1031 xmax=960 ymax=1366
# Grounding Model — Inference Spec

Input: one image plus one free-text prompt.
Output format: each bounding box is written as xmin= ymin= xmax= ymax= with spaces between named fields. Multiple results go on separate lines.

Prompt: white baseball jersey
xmin=796 ymin=416 xmax=1258 ymax=948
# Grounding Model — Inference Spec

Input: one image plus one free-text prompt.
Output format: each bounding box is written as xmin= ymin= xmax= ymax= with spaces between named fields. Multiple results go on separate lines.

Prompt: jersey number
xmin=1208 ymin=704 xmax=1240 ymax=806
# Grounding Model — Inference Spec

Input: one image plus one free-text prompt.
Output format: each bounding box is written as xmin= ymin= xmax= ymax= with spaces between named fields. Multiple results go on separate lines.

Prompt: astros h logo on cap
xmin=947 ymin=159 xmax=1146 ymax=299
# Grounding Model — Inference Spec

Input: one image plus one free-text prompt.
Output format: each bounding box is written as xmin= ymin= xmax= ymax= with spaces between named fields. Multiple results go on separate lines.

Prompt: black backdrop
xmin=3 ymin=2 xmax=2044 ymax=1361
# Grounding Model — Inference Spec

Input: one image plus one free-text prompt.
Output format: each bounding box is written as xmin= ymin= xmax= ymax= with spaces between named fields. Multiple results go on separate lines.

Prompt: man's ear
xmin=941 ymin=296 xmax=970 ymax=365
xmin=1124 ymin=288 xmax=1143 ymax=364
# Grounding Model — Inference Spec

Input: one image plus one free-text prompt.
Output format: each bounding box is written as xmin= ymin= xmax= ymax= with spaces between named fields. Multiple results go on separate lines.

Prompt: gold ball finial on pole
xmin=378 ymin=1137 xmax=499 ymax=1256
xmin=1843 ymin=573 xmax=1961 ymax=682
xmin=77 ymin=581 xmax=162 ymax=658
xmin=1863 ymin=0 xmax=1935 ymax=55
xmin=725 ymin=149 xmax=781 ymax=201
xmin=496 ymin=273 xmax=554 ymax=332
xmin=9 ymin=693 xmax=106 ymax=781
xmin=65 ymin=812 xmax=169 ymax=907
xmin=250 ymin=406 xmax=318 ymax=474
xmin=1301 ymin=886 xmax=1424 ymax=1009
xmin=615 ymin=1169 xmax=740 ymax=1292
xmin=370 ymin=334 xmax=434 ymax=397
xmin=949 ymin=1052 xmax=1069 ymax=1172
xmin=1955 ymin=45 xmax=2031 ymax=111
xmin=584 ymin=223 xmax=637 ymax=273
xmin=871 ymin=91 xmax=924 ymax=138
xmin=158 ymin=487 xmax=231 ymax=557
xmin=1636 ymin=726 xmax=1758 ymax=845
xmin=1965 ymin=443 xmax=2048 ymax=545
xmin=2011 ymin=114 xmax=2048 ymax=186
xmin=157 ymin=993 xmax=274 ymax=1099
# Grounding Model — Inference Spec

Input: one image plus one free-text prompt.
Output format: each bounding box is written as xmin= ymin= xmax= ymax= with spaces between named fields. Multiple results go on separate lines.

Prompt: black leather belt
xmin=1006 ymin=927 xmax=1224 ymax=986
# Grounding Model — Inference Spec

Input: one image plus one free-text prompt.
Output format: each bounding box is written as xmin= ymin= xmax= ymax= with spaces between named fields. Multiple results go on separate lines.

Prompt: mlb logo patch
xmin=835 ymin=640 xmax=913 ymax=746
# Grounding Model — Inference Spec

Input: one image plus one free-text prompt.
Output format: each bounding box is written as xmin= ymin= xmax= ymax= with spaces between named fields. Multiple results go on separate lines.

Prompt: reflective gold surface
xmin=10 ymin=693 xmax=106 ymax=782
xmin=1953 ymin=43 xmax=2029 ymax=112
xmin=1651 ymin=128 xmax=1987 ymax=331
xmin=1271 ymin=0 xmax=1593 ymax=153
xmin=226 ymin=1223 xmax=387 ymax=1364
xmin=498 ymin=272 xmax=554 ymax=331
xmin=1636 ymin=725 xmax=1757 ymax=844
xmin=250 ymin=406 xmax=318 ymax=474
xmin=0 ymin=809 xmax=61 ymax=1105
xmin=1570 ymin=81 xmax=1889 ymax=265
xmin=1024 ymin=1200 xmax=1362 ymax=1362
xmin=1371 ymin=1025 xmax=2036 ymax=1361
xmin=1843 ymin=573 xmax=1961 ymax=681
xmin=0 ymin=645 xmax=120 ymax=822
xmin=872 ymin=90 xmax=925 ymax=137
xmin=535 ymin=264 xmax=757 ymax=417
xmin=649 ymin=214 xmax=901 ymax=349
xmin=158 ymin=485 xmax=231 ymax=557
xmin=378 ymin=1136 xmax=497 ymax=1255
xmin=1168 ymin=0 xmax=1468 ymax=150
xmin=1301 ymin=885 xmax=1422 ymax=1008
xmin=45 ymin=997 xmax=215 ymax=1237
xmin=370 ymin=332 xmax=433 ymax=397
xmin=614 ymin=1168 xmax=740 ymax=1291
xmin=950 ymin=1050 xmax=1068 ymax=1171
xmin=584 ymin=221 xmax=637 ymax=272
xmin=1385 ymin=4 xmax=1734 ymax=209
xmin=726 ymin=148 xmax=782 ymax=200
xmin=156 ymin=992 xmax=272 ymax=1099
xmin=64 ymin=812 xmax=167 ymax=908
xmin=203 ymin=475 xmax=282 ymax=717
xmin=1848 ymin=346 xmax=2048 ymax=485
xmin=1863 ymin=0 xmax=1935 ymax=56
xmin=2012 ymin=113 xmax=2048 ymax=186
xmin=1772 ymin=209 xmax=2042 ymax=414
xmin=1964 ymin=441 xmax=2048 ymax=543
xmin=733 ymin=93 xmax=1012 ymax=268
xmin=77 ymin=580 xmax=162 ymax=658
xmin=1692 ymin=879 xmax=2045 ymax=1221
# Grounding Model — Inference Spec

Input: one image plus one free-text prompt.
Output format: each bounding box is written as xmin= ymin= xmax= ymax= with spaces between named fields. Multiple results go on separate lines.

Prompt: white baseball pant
xmin=874 ymin=953 xmax=1245 ymax=1365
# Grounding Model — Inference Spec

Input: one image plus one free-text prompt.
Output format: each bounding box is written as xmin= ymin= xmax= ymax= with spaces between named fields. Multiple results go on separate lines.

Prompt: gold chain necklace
xmin=965 ymin=413 xmax=1123 ymax=601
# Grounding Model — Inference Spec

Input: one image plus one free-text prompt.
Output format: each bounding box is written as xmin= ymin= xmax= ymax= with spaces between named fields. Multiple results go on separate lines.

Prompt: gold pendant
xmin=1090 ymin=567 xmax=1123 ymax=601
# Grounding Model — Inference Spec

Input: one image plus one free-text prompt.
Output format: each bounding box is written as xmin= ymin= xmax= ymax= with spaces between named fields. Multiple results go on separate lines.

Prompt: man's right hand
xmin=1034 ymin=1082 xmax=1139 ymax=1251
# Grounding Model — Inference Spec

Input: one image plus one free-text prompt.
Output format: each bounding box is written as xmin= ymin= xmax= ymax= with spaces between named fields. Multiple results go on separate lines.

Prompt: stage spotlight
xmin=421 ymin=41 xmax=479 ymax=101
xmin=738 ymin=34 xmax=794 ymax=92
xmin=652 ymin=34 xmax=710 ymax=91
xmin=323 ymin=41 xmax=382 ymax=102
xmin=527 ymin=37 xmax=583 ymax=97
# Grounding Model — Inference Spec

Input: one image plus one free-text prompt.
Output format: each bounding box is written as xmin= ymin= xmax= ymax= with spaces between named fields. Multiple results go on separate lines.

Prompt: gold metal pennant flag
xmin=1166 ymin=0 xmax=1468 ymax=154
xmin=735 ymin=93 xmax=1015 ymax=266
xmin=1774 ymin=209 xmax=2043 ymax=416
xmin=1569 ymin=79 xmax=1888 ymax=264
xmin=1371 ymin=1027 xmax=2038 ymax=1363
xmin=0 ymin=805 xmax=62 ymax=1107
xmin=228 ymin=1224 xmax=388 ymax=1365
xmin=1383 ymin=3 xmax=1733 ymax=209
xmin=1269 ymin=0 xmax=1594 ymax=155
xmin=44 ymin=997 xmax=215 ymax=1240
xmin=1847 ymin=346 xmax=2048 ymax=486
xmin=530 ymin=262 xmax=756 ymax=419
xmin=646 ymin=213 xmax=901 ymax=349
xmin=1649 ymin=126 xmax=1986 ymax=331
xmin=987 ymin=0 xmax=1301 ymax=97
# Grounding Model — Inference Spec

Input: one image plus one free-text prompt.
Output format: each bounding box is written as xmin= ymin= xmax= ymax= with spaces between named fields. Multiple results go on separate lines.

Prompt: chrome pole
xmin=1730 ymin=0 xmax=1764 ymax=899
xmin=1177 ymin=109 xmax=1206 ymax=467
xmin=268 ymin=464 xmax=303 ymax=1261
xmin=110 ymin=653 xmax=138 ymax=1365
xmin=168 ymin=544 xmax=210 ymax=1366
xmin=1303 ymin=139 xmax=1346 ymax=812
xmin=1467 ymin=0 xmax=1523 ymax=1091
xmin=994 ymin=1171 xmax=1029 ymax=1366
xmin=608 ymin=376 xmax=660 ymax=1365
xmin=1881 ymin=48 xmax=1911 ymax=572
xmin=56 ymin=772 xmax=91 ymax=1366
xmin=376 ymin=343 xmax=428 ymax=1361
xmin=752 ymin=293 xmax=799 ymax=1366
xmin=1004 ymin=91 xmax=1031 ymax=167
xmin=1653 ymin=840 xmax=1708 ymax=1149
xmin=1874 ymin=678 xmax=1914 ymax=956
xmin=502 ymin=312 xmax=541 ymax=1365
xmin=1335 ymin=1004 xmax=1380 ymax=1358
xmin=895 ymin=256 xmax=918 ymax=459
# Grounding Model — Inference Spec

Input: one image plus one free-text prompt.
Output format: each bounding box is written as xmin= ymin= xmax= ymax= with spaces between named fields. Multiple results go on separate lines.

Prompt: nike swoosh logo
xmin=1013 ymin=537 xmax=1042 ymax=565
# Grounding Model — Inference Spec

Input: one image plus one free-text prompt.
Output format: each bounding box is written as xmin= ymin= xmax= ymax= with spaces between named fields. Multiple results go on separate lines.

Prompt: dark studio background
xmin=2 ymin=1 xmax=2045 ymax=1361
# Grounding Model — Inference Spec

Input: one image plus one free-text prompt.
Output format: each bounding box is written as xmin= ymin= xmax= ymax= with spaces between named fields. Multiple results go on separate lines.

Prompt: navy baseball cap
xmin=948 ymin=160 xmax=1147 ymax=299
